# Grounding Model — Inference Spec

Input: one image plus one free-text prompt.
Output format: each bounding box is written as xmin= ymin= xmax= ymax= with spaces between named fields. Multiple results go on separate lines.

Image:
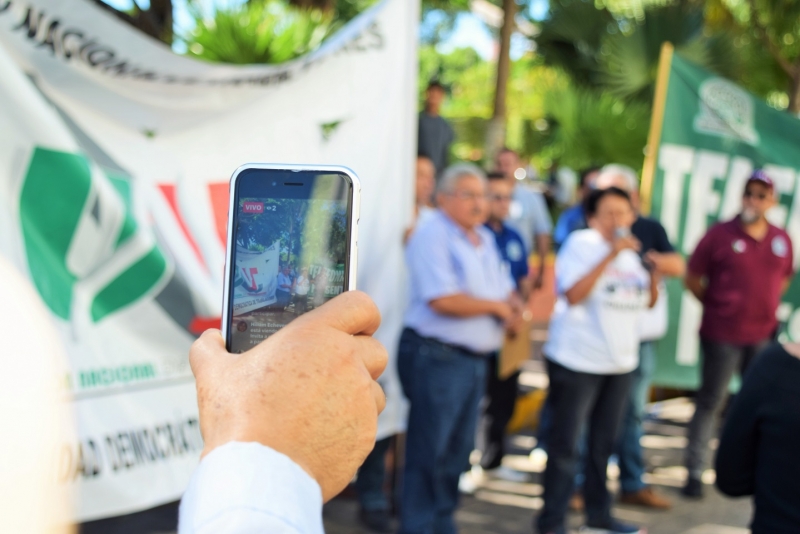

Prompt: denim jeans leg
xmin=684 ymin=340 xmax=742 ymax=479
xmin=399 ymin=337 xmax=485 ymax=534
xmin=536 ymin=396 xmax=554 ymax=452
xmin=356 ymin=437 xmax=393 ymax=512
xmin=434 ymin=354 xmax=486 ymax=534
xmin=537 ymin=360 xmax=600 ymax=534
xmin=617 ymin=341 xmax=656 ymax=494
xmin=584 ymin=371 xmax=634 ymax=527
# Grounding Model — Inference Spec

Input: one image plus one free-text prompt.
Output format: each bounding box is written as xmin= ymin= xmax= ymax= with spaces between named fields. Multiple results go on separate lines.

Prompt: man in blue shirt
xmin=553 ymin=167 xmax=601 ymax=251
xmin=480 ymin=172 xmax=530 ymax=480
xmin=496 ymin=148 xmax=552 ymax=290
xmin=399 ymin=164 xmax=519 ymax=534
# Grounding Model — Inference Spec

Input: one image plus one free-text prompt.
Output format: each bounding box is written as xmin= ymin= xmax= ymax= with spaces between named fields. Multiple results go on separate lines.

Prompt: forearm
xmin=535 ymin=234 xmax=550 ymax=272
xmin=564 ymin=253 xmax=615 ymax=305
xmin=430 ymin=294 xmax=502 ymax=318
xmin=657 ymin=253 xmax=686 ymax=277
xmin=648 ymin=276 xmax=660 ymax=308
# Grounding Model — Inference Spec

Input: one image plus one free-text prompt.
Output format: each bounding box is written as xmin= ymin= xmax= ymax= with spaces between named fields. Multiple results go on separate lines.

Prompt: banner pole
xmin=640 ymin=42 xmax=674 ymax=215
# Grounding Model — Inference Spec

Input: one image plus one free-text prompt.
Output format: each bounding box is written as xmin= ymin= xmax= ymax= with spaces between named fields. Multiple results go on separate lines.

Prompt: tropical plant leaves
xmin=184 ymin=0 xmax=336 ymax=64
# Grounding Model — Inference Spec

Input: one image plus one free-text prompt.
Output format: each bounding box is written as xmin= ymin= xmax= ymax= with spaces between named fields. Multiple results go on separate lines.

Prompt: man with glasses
xmin=682 ymin=169 xmax=794 ymax=498
xmin=398 ymin=164 xmax=521 ymax=534
xmin=478 ymin=172 xmax=531 ymax=482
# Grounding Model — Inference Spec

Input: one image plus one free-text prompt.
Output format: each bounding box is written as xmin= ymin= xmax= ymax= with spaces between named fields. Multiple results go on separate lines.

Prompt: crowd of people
xmin=168 ymin=148 xmax=800 ymax=534
xmin=342 ymin=80 xmax=798 ymax=534
xmin=5 ymin=49 xmax=800 ymax=534
xmin=164 ymin=79 xmax=800 ymax=534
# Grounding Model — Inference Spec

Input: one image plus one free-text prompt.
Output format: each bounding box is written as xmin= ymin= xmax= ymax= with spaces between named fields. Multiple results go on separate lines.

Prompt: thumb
xmin=189 ymin=329 xmax=229 ymax=381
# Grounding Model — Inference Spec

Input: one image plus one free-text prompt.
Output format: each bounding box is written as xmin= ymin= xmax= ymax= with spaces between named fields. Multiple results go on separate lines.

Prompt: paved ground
xmin=323 ymin=357 xmax=754 ymax=534
xmin=82 ymin=264 xmax=755 ymax=534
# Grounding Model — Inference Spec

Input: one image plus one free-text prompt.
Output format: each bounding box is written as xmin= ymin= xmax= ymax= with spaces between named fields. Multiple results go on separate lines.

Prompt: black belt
xmin=404 ymin=328 xmax=493 ymax=358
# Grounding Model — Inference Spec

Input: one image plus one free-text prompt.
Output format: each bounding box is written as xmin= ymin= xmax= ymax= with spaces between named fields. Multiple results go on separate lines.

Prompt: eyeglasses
xmin=489 ymin=194 xmax=512 ymax=202
xmin=449 ymin=191 xmax=489 ymax=201
xmin=744 ymin=190 xmax=768 ymax=200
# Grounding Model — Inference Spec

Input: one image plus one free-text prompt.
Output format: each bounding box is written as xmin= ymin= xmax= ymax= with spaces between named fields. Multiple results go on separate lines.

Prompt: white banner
xmin=0 ymin=0 xmax=416 ymax=521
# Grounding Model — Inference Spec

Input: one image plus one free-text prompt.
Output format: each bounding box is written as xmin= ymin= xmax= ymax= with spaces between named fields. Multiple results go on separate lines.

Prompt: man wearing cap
xmin=682 ymin=169 xmax=795 ymax=498
xmin=418 ymin=81 xmax=454 ymax=178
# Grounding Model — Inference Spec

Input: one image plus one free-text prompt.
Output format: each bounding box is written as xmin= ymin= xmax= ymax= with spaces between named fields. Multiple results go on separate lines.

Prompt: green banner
xmin=648 ymin=52 xmax=800 ymax=389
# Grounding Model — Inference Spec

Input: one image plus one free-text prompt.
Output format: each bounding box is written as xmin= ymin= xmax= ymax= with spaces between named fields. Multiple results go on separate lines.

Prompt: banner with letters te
xmin=647 ymin=53 xmax=800 ymax=389
xmin=0 ymin=0 xmax=416 ymax=521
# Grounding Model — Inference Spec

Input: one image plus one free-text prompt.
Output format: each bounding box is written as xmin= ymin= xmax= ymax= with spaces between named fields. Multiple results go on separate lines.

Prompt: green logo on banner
xmin=20 ymin=147 xmax=167 ymax=322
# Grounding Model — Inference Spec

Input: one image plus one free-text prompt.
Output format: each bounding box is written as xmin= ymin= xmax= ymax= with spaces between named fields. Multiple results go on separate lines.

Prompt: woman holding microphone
xmin=536 ymin=187 xmax=658 ymax=534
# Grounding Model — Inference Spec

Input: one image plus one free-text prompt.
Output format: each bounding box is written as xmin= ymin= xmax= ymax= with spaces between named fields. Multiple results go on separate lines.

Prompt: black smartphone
xmin=221 ymin=164 xmax=361 ymax=353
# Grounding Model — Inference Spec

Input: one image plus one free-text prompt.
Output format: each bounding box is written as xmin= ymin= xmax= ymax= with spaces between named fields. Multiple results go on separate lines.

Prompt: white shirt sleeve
xmin=179 ymin=442 xmax=324 ymax=534
xmin=555 ymin=231 xmax=604 ymax=295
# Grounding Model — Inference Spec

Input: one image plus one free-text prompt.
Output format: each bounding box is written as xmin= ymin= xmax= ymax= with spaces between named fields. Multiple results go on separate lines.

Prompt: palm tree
xmin=535 ymin=1 xmax=739 ymax=105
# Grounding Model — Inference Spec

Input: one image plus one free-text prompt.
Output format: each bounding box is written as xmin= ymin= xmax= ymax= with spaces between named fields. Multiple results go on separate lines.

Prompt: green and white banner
xmin=0 ymin=0 xmax=417 ymax=521
xmin=645 ymin=50 xmax=800 ymax=389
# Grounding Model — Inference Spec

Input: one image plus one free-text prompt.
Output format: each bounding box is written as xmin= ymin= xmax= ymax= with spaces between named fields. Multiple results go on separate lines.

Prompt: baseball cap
xmin=746 ymin=169 xmax=774 ymax=189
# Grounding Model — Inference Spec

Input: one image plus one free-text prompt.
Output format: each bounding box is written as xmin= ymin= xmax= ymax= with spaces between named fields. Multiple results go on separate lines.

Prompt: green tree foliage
xmin=706 ymin=0 xmax=800 ymax=111
xmin=535 ymin=0 xmax=738 ymax=103
xmin=94 ymin=0 xmax=174 ymax=44
xmin=184 ymin=0 xmax=334 ymax=64
xmin=532 ymin=83 xmax=651 ymax=170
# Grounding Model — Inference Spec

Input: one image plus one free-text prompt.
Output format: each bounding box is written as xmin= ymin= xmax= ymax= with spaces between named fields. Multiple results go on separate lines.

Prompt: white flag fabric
xmin=0 ymin=0 xmax=416 ymax=521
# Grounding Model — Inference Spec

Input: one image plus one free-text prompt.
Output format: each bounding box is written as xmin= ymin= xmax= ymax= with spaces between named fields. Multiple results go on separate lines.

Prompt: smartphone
xmin=221 ymin=164 xmax=360 ymax=353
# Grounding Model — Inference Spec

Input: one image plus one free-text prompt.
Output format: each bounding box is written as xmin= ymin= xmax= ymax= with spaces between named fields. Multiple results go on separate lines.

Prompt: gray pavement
xmin=323 ymin=360 xmax=754 ymax=534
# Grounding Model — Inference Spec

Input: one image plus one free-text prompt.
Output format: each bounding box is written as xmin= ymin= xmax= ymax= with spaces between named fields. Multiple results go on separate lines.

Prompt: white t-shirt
xmin=295 ymin=275 xmax=310 ymax=296
xmin=544 ymin=229 xmax=651 ymax=375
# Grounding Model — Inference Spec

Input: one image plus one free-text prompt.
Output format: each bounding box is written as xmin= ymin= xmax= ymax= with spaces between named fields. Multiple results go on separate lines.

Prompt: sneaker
xmin=619 ymin=487 xmax=672 ymax=509
xmin=581 ymin=520 xmax=646 ymax=534
xmin=359 ymin=508 xmax=393 ymax=533
xmin=681 ymin=477 xmax=704 ymax=499
xmin=485 ymin=464 xmax=530 ymax=483
xmin=458 ymin=467 xmax=484 ymax=494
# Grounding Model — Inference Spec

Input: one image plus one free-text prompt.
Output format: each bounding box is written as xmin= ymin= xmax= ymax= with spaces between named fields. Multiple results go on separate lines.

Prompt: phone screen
xmin=226 ymin=169 xmax=353 ymax=353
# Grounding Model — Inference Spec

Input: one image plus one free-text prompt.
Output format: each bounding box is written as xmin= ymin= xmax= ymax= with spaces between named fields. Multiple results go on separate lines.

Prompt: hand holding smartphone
xmin=221 ymin=165 xmax=360 ymax=353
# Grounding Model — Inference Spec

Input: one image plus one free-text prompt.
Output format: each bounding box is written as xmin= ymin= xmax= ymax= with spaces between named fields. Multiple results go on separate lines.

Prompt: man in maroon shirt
xmin=682 ymin=169 xmax=794 ymax=498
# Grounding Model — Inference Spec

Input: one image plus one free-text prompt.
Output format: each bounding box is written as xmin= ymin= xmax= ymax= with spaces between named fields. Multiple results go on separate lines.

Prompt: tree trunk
xmin=91 ymin=0 xmax=173 ymax=44
xmin=789 ymin=68 xmax=800 ymax=115
xmin=485 ymin=0 xmax=516 ymax=165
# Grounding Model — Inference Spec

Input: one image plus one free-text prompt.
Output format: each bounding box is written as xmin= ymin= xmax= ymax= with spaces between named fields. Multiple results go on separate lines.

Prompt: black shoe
xmin=359 ymin=508 xmax=393 ymax=533
xmin=681 ymin=477 xmax=704 ymax=499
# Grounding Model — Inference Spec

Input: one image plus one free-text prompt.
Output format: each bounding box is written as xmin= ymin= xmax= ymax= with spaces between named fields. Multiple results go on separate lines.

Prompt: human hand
xmin=190 ymin=290 xmax=387 ymax=502
xmin=644 ymin=251 xmax=670 ymax=275
xmin=611 ymin=231 xmax=641 ymax=256
xmin=532 ymin=269 xmax=545 ymax=291
xmin=493 ymin=301 xmax=515 ymax=323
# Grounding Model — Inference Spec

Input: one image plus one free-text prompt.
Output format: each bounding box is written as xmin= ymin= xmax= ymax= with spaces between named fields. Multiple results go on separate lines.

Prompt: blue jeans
xmin=356 ymin=436 xmax=393 ymax=512
xmin=397 ymin=329 xmax=487 ymax=534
